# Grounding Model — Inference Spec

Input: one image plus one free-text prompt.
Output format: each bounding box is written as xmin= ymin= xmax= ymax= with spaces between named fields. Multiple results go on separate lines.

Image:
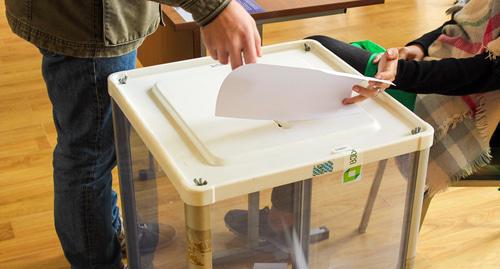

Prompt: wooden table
xmin=138 ymin=0 xmax=384 ymax=66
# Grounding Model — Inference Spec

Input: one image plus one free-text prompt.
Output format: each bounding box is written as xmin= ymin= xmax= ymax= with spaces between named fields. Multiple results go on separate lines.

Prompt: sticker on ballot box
xmin=331 ymin=146 xmax=363 ymax=184
xmin=342 ymin=148 xmax=363 ymax=184
xmin=312 ymin=160 xmax=334 ymax=177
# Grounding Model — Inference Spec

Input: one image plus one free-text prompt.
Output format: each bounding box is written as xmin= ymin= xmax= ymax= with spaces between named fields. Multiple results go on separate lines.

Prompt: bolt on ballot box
xmin=108 ymin=40 xmax=433 ymax=269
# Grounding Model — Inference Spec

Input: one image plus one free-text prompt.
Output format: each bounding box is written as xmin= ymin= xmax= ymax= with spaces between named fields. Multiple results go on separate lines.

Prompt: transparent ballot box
xmin=109 ymin=40 xmax=433 ymax=269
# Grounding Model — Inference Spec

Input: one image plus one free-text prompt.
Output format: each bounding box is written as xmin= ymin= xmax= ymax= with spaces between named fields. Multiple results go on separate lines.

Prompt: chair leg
xmin=247 ymin=192 xmax=260 ymax=248
xmin=359 ymin=159 xmax=388 ymax=234
xmin=419 ymin=190 xmax=434 ymax=230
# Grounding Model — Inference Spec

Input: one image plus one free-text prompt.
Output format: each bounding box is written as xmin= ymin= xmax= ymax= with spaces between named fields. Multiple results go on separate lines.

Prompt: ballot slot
xmin=273 ymin=120 xmax=290 ymax=129
xmin=151 ymin=45 xmax=380 ymax=165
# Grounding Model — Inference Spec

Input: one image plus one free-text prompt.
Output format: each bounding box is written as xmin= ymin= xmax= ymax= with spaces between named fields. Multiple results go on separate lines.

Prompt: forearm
xmin=406 ymin=19 xmax=455 ymax=56
xmin=391 ymin=53 xmax=500 ymax=95
xmin=153 ymin=0 xmax=231 ymax=26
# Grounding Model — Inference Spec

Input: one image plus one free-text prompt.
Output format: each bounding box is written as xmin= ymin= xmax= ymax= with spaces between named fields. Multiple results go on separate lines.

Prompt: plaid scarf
xmin=414 ymin=0 xmax=500 ymax=194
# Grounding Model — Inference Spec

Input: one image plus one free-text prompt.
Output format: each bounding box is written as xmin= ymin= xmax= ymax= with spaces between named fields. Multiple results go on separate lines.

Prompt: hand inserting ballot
xmin=342 ymin=48 xmax=399 ymax=104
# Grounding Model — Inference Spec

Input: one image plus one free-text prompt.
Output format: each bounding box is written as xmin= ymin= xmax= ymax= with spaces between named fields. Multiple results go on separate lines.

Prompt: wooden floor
xmin=1 ymin=0 xmax=499 ymax=268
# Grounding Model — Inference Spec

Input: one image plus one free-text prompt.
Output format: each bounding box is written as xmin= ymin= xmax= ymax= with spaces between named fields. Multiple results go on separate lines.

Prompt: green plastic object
xmin=350 ymin=40 xmax=417 ymax=111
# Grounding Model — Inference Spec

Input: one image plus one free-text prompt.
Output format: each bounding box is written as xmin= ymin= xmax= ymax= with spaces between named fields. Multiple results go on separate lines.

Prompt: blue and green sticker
xmin=343 ymin=165 xmax=362 ymax=183
xmin=342 ymin=149 xmax=362 ymax=184
xmin=312 ymin=160 xmax=334 ymax=177
xmin=311 ymin=148 xmax=363 ymax=182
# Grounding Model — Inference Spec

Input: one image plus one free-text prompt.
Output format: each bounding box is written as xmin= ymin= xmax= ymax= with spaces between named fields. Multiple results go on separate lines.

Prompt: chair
xmin=419 ymin=125 xmax=500 ymax=228
xmin=359 ymin=125 xmax=499 ymax=233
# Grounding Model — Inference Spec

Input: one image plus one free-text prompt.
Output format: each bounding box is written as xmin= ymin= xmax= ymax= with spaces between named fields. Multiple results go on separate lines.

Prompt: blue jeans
xmin=40 ymin=49 xmax=137 ymax=269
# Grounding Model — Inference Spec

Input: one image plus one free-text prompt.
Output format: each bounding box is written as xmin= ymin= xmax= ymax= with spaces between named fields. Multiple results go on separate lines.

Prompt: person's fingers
xmin=210 ymin=49 xmax=218 ymax=60
xmin=372 ymin=53 xmax=383 ymax=64
xmin=254 ymin=27 xmax=262 ymax=57
xmin=368 ymin=81 xmax=391 ymax=90
xmin=199 ymin=1 xmax=260 ymax=67
xmin=368 ymin=79 xmax=384 ymax=85
xmin=242 ymin=32 xmax=258 ymax=64
xmin=376 ymin=71 xmax=396 ymax=82
xmin=370 ymin=72 xmax=394 ymax=85
xmin=343 ymin=94 xmax=368 ymax=105
xmin=368 ymin=79 xmax=385 ymax=86
xmin=344 ymin=82 xmax=391 ymax=105
xmin=229 ymin=47 xmax=244 ymax=69
xmin=352 ymin=85 xmax=385 ymax=98
xmin=385 ymin=48 xmax=399 ymax=60
xmin=352 ymin=85 xmax=374 ymax=97
xmin=398 ymin=47 xmax=411 ymax=60
xmin=218 ymin=50 xmax=229 ymax=65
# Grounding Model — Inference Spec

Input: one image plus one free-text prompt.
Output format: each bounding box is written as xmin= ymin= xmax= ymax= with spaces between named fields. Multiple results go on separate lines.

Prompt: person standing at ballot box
xmin=225 ymin=0 xmax=499 ymax=248
xmin=5 ymin=0 xmax=261 ymax=268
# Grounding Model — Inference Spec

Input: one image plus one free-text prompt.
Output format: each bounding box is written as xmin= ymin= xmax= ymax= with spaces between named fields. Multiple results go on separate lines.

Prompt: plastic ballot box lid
xmin=108 ymin=40 xmax=433 ymax=206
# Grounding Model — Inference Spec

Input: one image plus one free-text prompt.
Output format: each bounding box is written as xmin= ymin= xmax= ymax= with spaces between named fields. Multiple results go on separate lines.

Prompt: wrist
xmin=406 ymin=43 xmax=426 ymax=59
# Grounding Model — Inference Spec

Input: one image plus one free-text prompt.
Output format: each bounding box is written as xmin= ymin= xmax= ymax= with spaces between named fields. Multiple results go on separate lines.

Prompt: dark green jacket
xmin=5 ymin=0 xmax=230 ymax=58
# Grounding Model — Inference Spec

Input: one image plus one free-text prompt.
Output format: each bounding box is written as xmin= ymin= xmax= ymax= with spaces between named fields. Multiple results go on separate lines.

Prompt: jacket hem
xmin=7 ymin=11 xmax=146 ymax=58
xmin=182 ymin=0 xmax=231 ymax=26
xmin=198 ymin=0 xmax=232 ymax=26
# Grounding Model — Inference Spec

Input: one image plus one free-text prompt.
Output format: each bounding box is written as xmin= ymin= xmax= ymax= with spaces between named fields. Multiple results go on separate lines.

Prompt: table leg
xmin=399 ymin=149 xmax=429 ymax=269
xmin=291 ymin=179 xmax=312 ymax=269
xmin=112 ymin=101 xmax=142 ymax=269
xmin=257 ymin=24 xmax=263 ymax=40
xmin=185 ymin=204 xmax=213 ymax=269
xmin=196 ymin=29 xmax=207 ymax=57
xmin=248 ymin=192 xmax=260 ymax=248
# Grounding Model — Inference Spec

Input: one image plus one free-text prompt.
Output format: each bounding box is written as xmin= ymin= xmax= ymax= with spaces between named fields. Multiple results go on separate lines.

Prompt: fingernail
xmin=352 ymin=86 xmax=359 ymax=92
xmin=390 ymin=48 xmax=399 ymax=58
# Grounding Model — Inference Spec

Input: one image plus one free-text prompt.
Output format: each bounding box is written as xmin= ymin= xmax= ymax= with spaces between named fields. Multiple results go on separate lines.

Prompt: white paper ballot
xmin=215 ymin=63 xmax=393 ymax=121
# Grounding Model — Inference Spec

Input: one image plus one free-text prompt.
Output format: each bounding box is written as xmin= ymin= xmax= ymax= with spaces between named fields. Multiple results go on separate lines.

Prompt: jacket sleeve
xmin=390 ymin=53 xmax=500 ymax=96
xmin=405 ymin=19 xmax=455 ymax=56
xmin=153 ymin=0 xmax=231 ymax=26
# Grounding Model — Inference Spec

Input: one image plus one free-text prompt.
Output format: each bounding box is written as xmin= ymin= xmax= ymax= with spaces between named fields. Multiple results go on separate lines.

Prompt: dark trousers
xmin=40 ymin=49 xmax=137 ymax=269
